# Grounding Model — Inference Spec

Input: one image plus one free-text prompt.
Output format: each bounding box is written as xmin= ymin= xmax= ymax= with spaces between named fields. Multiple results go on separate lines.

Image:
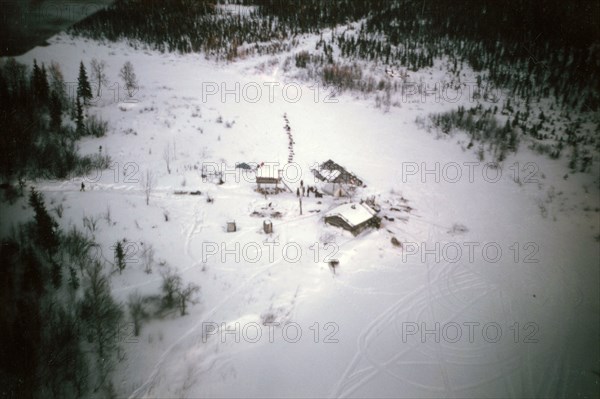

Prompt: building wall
xmin=324 ymin=215 xmax=381 ymax=236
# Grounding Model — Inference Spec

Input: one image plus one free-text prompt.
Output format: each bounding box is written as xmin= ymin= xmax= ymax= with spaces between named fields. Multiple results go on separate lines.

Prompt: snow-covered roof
xmin=255 ymin=166 xmax=281 ymax=180
xmin=319 ymin=169 xmax=341 ymax=182
xmin=325 ymin=203 xmax=376 ymax=228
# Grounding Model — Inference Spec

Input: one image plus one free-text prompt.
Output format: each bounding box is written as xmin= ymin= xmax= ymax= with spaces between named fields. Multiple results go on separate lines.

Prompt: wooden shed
xmin=226 ymin=220 xmax=237 ymax=232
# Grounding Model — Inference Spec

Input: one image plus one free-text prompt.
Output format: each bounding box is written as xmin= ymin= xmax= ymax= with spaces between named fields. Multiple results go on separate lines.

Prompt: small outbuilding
xmin=263 ymin=219 xmax=273 ymax=234
xmin=226 ymin=220 xmax=237 ymax=232
xmin=324 ymin=203 xmax=380 ymax=236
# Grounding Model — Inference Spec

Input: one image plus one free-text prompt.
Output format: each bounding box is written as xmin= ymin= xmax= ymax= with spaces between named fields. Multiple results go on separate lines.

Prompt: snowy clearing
xmin=2 ymin=28 xmax=599 ymax=398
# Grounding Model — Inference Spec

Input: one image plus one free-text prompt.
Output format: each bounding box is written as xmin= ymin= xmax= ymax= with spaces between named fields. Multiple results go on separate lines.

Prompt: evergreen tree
xmin=31 ymin=59 xmax=42 ymax=102
xmin=75 ymin=96 xmax=85 ymax=135
xmin=49 ymin=90 xmax=63 ymax=132
xmin=50 ymin=259 xmax=63 ymax=289
xmin=31 ymin=60 xmax=50 ymax=105
xmin=28 ymin=188 xmax=60 ymax=257
xmin=114 ymin=241 xmax=126 ymax=274
xmin=39 ymin=63 xmax=49 ymax=104
xmin=77 ymin=61 xmax=92 ymax=105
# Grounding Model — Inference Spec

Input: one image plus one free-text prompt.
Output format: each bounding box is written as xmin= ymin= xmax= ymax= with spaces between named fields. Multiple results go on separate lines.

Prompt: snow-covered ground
xmin=2 ymin=32 xmax=599 ymax=398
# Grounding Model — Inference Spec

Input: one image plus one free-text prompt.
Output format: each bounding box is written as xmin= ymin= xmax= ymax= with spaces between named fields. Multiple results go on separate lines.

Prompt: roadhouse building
xmin=324 ymin=203 xmax=380 ymax=236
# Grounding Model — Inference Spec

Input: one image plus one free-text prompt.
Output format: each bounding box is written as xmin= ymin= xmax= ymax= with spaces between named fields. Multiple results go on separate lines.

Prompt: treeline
xmin=0 ymin=58 xmax=109 ymax=181
xmin=70 ymin=0 xmax=278 ymax=58
xmin=69 ymin=0 xmax=389 ymax=59
xmin=70 ymin=1 xmax=599 ymax=111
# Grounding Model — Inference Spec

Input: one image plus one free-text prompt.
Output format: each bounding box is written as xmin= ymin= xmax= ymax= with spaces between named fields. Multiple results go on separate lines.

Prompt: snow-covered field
xmin=2 ymin=32 xmax=599 ymax=398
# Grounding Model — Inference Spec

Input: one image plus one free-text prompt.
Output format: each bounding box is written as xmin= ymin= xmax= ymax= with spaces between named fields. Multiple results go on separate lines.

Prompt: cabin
xmin=311 ymin=159 xmax=363 ymax=197
xmin=324 ymin=203 xmax=380 ymax=236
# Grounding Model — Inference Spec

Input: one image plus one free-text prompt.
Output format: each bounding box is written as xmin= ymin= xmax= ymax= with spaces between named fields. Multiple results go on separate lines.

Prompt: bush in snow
xmin=448 ymin=223 xmax=469 ymax=235
xmin=85 ymin=115 xmax=109 ymax=137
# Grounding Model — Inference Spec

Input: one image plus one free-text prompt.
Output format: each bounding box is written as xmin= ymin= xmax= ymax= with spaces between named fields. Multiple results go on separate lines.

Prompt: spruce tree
xmin=77 ymin=61 xmax=92 ymax=105
xmin=39 ymin=63 xmax=49 ymax=104
xmin=76 ymin=96 xmax=85 ymax=135
xmin=114 ymin=242 xmax=125 ymax=274
xmin=28 ymin=188 xmax=60 ymax=257
xmin=31 ymin=59 xmax=42 ymax=103
xmin=50 ymin=90 xmax=62 ymax=131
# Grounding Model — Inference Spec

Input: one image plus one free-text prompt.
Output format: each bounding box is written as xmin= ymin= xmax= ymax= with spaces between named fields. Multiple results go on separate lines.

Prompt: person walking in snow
xmin=80 ymin=182 xmax=85 ymax=192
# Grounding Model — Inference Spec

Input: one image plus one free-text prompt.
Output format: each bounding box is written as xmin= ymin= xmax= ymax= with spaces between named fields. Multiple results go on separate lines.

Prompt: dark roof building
xmin=312 ymin=159 xmax=363 ymax=186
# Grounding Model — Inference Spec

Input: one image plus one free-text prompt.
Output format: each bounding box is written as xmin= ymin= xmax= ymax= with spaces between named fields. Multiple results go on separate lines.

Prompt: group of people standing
xmin=296 ymin=180 xmax=322 ymax=198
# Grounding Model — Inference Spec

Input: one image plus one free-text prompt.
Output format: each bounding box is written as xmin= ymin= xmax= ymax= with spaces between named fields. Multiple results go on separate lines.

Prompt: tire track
xmin=128 ymin=210 xmax=319 ymax=398
xmin=331 ymin=218 xmax=518 ymax=398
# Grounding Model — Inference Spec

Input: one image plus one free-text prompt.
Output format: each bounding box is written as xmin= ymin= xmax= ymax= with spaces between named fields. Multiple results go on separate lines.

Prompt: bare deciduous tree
xmin=159 ymin=267 xmax=200 ymax=315
xmin=141 ymin=243 xmax=155 ymax=274
xmin=80 ymin=259 xmax=123 ymax=392
xmin=163 ymin=143 xmax=171 ymax=174
xmin=178 ymin=282 xmax=200 ymax=316
xmin=128 ymin=291 xmax=148 ymax=336
xmin=48 ymin=61 xmax=66 ymax=105
xmin=90 ymin=58 xmax=108 ymax=97
xmin=160 ymin=268 xmax=182 ymax=309
xmin=119 ymin=61 xmax=138 ymax=98
xmin=141 ymin=169 xmax=155 ymax=205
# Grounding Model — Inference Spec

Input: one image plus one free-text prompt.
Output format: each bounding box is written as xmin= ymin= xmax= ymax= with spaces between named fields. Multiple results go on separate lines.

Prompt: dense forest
xmin=71 ymin=0 xmax=599 ymax=110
